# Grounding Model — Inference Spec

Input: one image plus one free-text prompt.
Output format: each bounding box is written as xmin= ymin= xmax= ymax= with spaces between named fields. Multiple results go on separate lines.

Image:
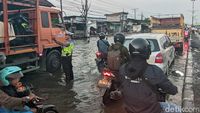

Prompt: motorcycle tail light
xmin=96 ymin=51 xmax=102 ymax=58
xmin=184 ymin=31 xmax=189 ymax=37
xmin=102 ymin=70 xmax=113 ymax=77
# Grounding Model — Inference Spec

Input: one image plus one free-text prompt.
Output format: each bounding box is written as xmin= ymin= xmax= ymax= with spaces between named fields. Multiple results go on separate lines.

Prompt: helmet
xmin=114 ymin=33 xmax=125 ymax=44
xmin=129 ymin=38 xmax=151 ymax=59
xmin=99 ymin=32 xmax=105 ymax=39
xmin=0 ymin=66 xmax=23 ymax=86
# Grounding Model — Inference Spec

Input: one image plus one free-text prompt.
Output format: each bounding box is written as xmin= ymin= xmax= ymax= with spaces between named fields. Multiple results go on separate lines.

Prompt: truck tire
xmin=46 ymin=50 xmax=61 ymax=73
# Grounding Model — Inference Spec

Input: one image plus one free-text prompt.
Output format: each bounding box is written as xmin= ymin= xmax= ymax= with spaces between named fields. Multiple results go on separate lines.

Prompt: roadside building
xmin=87 ymin=17 xmax=106 ymax=36
xmin=105 ymin=12 xmax=128 ymax=33
xmin=64 ymin=16 xmax=85 ymax=38
xmin=64 ymin=16 xmax=106 ymax=38
xmin=127 ymin=18 xmax=150 ymax=33
xmin=150 ymin=14 xmax=185 ymax=45
xmin=150 ymin=14 xmax=184 ymax=42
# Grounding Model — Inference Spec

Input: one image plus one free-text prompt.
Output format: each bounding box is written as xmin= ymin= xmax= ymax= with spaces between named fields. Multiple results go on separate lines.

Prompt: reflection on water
xmin=23 ymin=38 xmax=106 ymax=113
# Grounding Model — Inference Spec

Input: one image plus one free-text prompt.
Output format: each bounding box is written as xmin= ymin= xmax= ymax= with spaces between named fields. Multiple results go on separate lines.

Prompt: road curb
xmin=182 ymin=47 xmax=194 ymax=111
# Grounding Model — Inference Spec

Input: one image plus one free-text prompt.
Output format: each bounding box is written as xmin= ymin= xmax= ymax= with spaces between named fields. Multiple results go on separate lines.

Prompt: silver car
xmin=124 ymin=33 xmax=175 ymax=75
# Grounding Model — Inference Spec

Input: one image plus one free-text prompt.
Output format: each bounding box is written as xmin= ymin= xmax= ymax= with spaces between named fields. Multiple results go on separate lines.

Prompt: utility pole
xmin=132 ymin=8 xmax=138 ymax=19
xmin=141 ymin=12 xmax=144 ymax=20
xmin=191 ymin=0 xmax=195 ymax=26
xmin=85 ymin=0 xmax=88 ymax=38
xmin=60 ymin=0 xmax=63 ymax=17
xmin=80 ymin=0 xmax=90 ymax=39
xmin=121 ymin=10 xmax=125 ymax=32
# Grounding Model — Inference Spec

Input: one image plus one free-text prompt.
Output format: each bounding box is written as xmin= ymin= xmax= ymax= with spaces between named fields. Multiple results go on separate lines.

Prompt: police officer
xmin=118 ymin=38 xmax=180 ymax=113
xmin=53 ymin=33 xmax=75 ymax=81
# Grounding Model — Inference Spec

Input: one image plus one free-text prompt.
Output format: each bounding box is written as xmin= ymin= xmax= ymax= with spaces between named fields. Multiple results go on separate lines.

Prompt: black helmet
xmin=99 ymin=32 xmax=105 ymax=39
xmin=129 ymin=38 xmax=151 ymax=59
xmin=114 ymin=33 xmax=125 ymax=44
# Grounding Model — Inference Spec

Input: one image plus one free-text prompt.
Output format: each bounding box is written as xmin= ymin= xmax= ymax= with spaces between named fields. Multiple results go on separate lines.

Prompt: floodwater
xmin=22 ymin=36 xmax=186 ymax=113
xmin=191 ymin=33 xmax=200 ymax=112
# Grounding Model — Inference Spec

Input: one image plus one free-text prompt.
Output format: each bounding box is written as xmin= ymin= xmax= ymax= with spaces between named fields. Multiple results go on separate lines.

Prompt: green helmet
xmin=0 ymin=66 xmax=23 ymax=86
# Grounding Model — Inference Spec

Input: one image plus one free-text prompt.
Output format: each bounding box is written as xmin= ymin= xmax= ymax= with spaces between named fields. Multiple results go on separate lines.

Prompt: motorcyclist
xmin=97 ymin=32 xmax=110 ymax=59
xmin=107 ymin=33 xmax=129 ymax=76
xmin=0 ymin=66 xmax=37 ymax=113
xmin=118 ymin=38 xmax=180 ymax=113
xmin=108 ymin=33 xmax=129 ymax=64
xmin=102 ymin=33 xmax=129 ymax=102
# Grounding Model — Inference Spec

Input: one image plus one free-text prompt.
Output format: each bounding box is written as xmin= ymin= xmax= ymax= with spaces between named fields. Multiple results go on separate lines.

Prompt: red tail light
xmin=96 ymin=51 xmax=102 ymax=58
xmin=184 ymin=31 xmax=189 ymax=37
xmin=155 ymin=53 xmax=163 ymax=63
xmin=102 ymin=70 xmax=113 ymax=77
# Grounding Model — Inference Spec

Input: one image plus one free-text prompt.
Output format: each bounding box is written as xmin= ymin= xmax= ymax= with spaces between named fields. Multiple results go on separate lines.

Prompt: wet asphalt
xmin=22 ymin=36 xmax=186 ymax=113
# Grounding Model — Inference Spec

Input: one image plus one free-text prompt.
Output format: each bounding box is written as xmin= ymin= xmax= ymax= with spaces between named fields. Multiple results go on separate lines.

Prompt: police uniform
xmin=61 ymin=40 xmax=74 ymax=81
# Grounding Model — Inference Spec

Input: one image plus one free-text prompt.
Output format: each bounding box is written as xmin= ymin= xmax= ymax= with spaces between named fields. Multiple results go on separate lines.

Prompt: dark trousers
xmin=61 ymin=56 xmax=74 ymax=81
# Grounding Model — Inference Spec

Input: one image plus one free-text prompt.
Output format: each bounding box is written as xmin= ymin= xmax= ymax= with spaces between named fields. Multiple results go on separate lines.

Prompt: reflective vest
xmin=62 ymin=43 xmax=74 ymax=56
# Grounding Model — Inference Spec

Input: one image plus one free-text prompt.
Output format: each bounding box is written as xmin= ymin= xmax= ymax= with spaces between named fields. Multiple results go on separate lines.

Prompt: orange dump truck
xmin=0 ymin=0 xmax=68 ymax=73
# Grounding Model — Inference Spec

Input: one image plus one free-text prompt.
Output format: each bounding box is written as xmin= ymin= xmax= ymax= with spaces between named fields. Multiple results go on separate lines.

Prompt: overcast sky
xmin=49 ymin=0 xmax=200 ymax=24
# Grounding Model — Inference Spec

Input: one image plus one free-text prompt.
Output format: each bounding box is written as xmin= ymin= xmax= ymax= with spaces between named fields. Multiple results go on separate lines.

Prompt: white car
xmin=124 ymin=33 xmax=175 ymax=75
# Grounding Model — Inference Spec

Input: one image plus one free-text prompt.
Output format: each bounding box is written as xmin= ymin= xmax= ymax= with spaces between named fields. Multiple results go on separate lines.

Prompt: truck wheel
xmin=46 ymin=50 xmax=61 ymax=73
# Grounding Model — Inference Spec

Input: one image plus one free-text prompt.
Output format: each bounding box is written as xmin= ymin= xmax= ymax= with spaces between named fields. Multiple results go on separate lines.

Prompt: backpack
xmin=97 ymin=39 xmax=109 ymax=48
xmin=107 ymin=44 xmax=122 ymax=71
xmin=121 ymin=65 xmax=162 ymax=113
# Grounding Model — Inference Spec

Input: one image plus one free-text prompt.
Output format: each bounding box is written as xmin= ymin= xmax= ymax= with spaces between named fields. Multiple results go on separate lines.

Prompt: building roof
xmin=151 ymin=14 xmax=184 ymax=20
xmin=105 ymin=12 xmax=128 ymax=16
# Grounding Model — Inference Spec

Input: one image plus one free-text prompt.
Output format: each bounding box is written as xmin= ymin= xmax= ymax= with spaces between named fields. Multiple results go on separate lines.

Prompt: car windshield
xmin=124 ymin=38 xmax=160 ymax=52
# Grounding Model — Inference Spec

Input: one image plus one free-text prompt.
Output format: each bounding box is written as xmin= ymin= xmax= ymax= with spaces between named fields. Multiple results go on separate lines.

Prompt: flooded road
xmin=22 ymin=37 xmax=185 ymax=113
xmin=191 ymin=33 xmax=200 ymax=111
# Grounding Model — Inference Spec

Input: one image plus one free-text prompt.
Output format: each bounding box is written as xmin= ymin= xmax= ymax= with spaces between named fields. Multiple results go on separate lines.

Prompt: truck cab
xmin=0 ymin=0 xmax=68 ymax=73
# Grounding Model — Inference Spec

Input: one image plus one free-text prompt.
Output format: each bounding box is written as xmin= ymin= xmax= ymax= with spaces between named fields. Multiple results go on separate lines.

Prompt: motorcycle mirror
xmin=171 ymin=70 xmax=184 ymax=77
xmin=0 ymin=52 xmax=6 ymax=63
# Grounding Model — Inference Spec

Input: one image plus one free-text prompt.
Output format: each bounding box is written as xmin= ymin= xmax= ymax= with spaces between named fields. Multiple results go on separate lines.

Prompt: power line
xmin=59 ymin=0 xmax=112 ymax=15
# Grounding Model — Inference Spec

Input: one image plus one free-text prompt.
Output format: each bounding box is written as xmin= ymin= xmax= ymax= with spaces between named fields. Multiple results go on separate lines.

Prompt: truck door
xmin=50 ymin=13 xmax=65 ymax=40
xmin=40 ymin=12 xmax=52 ymax=43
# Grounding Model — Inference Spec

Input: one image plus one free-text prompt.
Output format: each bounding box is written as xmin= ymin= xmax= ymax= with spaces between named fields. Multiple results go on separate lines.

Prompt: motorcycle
xmin=1 ymin=82 xmax=59 ymax=113
xmin=97 ymin=69 xmax=167 ymax=104
xmin=23 ymin=84 xmax=59 ymax=113
xmin=27 ymin=98 xmax=58 ymax=113
xmin=184 ymin=30 xmax=190 ymax=42
xmin=95 ymin=51 xmax=107 ymax=73
xmin=97 ymin=68 xmax=121 ymax=105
